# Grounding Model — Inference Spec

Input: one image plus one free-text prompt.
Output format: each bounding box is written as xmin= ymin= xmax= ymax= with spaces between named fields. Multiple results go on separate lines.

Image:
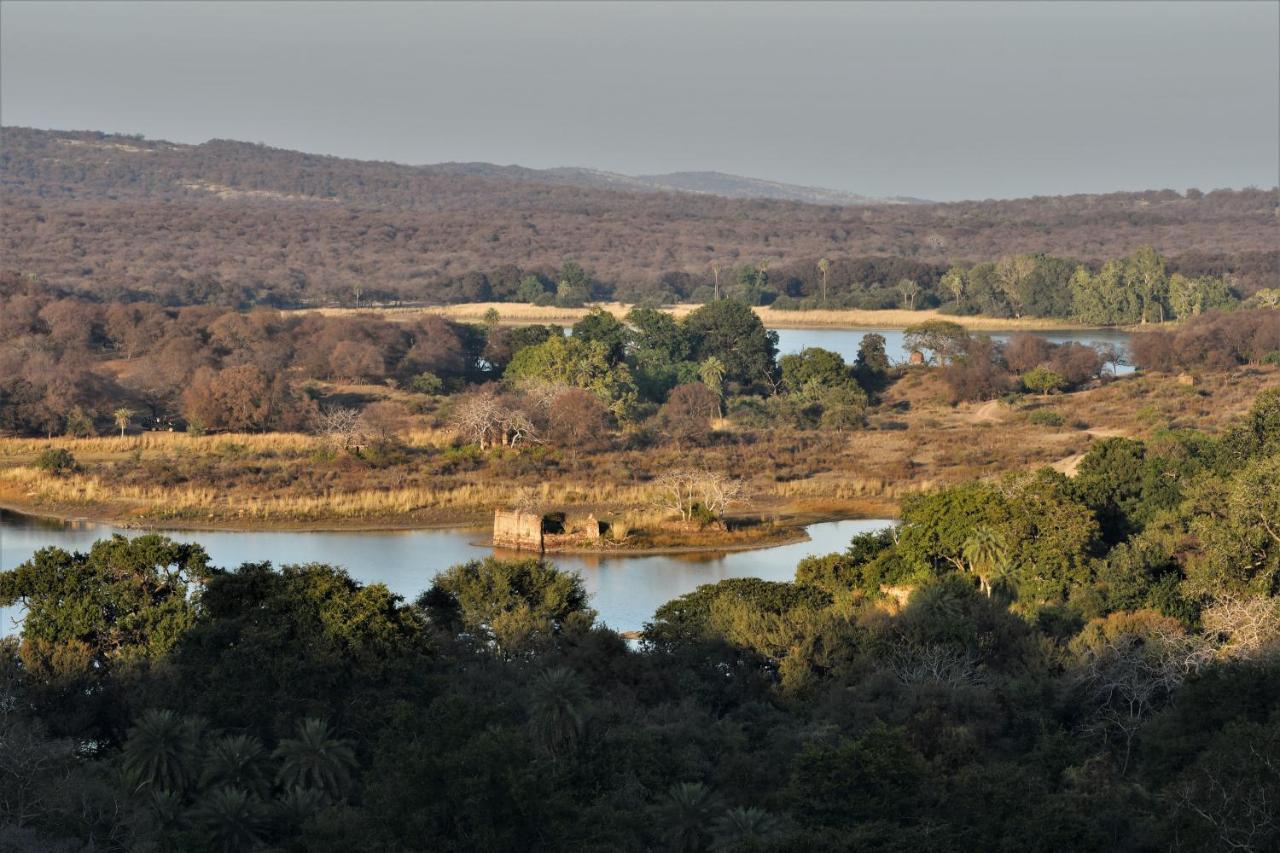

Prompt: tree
xmin=683 ymin=300 xmax=778 ymax=389
xmin=420 ymin=558 xmax=596 ymax=653
xmin=658 ymin=782 xmax=722 ymax=853
xmin=0 ymin=535 xmax=211 ymax=681
xmin=962 ymin=527 xmax=1008 ymax=597
xmin=697 ymin=356 xmax=726 ymax=415
xmin=273 ymin=718 xmax=358 ymax=801
xmin=545 ymin=387 xmax=611 ymax=465
xmin=940 ymin=267 xmax=967 ymax=306
xmin=112 ymin=406 xmax=133 ymax=438
xmin=329 ymin=340 xmax=385 ymax=383
xmin=897 ymin=278 xmax=921 ymax=310
xmin=572 ymin=307 xmax=628 ymax=364
xmin=192 ymin=786 xmax=266 ymax=853
xmin=528 ymin=666 xmax=587 ymax=760
xmin=660 ymin=383 xmax=720 ymax=446
xmin=817 ymin=257 xmax=831 ymax=306
xmin=122 ymin=709 xmax=204 ymax=795
xmin=200 ymin=734 xmax=270 ymax=796
xmin=903 ymin=320 xmax=969 ymax=365
xmin=1022 ymin=366 xmax=1067 ymax=395
xmin=651 ymin=468 xmax=744 ymax=523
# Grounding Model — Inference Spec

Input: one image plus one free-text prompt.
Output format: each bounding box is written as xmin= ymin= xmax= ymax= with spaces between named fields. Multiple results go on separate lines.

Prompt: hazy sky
xmin=2 ymin=1 xmax=1277 ymax=200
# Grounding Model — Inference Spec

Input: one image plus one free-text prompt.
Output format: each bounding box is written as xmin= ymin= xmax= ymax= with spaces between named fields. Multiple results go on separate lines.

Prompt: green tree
xmin=817 ymin=257 xmax=831 ymax=306
xmin=555 ymin=261 xmax=591 ymax=307
xmin=420 ymin=557 xmax=596 ymax=653
xmin=903 ymin=320 xmax=969 ymax=364
xmin=683 ymin=300 xmax=779 ymax=389
xmin=200 ymin=734 xmax=271 ymax=796
xmin=273 ymin=718 xmax=358 ymax=801
xmin=572 ymin=306 xmax=629 ymax=364
xmin=515 ymin=275 xmax=549 ymax=304
xmin=0 ymin=535 xmax=210 ymax=678
xmin=113 ymin=406 xmax=134 ymax=437
xmin=962 ymin=527 xmax=1008 ymax=597
xmin=1022 ymin=366 xmax=1067 ymax=395
xmin=122 ymin=709 xmax=204 ymax=795
xmin=658 ymin=782 xmax=722 ymax=853
xmin=528 ymin=666 xmax=587 ymax=760
xmin=192 ymin=785 xmax=265 ymax=853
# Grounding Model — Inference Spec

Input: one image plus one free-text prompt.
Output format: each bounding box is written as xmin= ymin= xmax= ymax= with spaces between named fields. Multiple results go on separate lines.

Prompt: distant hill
xmin=1 ymin=126 xmax=1275 ymax=307
xmin=424 ymin=162 xmax=925 ymax=205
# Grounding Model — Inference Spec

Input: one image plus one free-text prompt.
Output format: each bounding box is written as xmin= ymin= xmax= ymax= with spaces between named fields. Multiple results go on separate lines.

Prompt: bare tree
xmin=315 ymin=406 xmax=362 ymax=450
xmin=651 ymin=468 xmax=744 ymax=523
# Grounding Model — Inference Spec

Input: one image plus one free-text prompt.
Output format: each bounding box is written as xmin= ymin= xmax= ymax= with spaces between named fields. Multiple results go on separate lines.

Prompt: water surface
xmin=0 ymin=510 xmax=891 ymax=635
xmin=773 ymin=327 xmax=1133 ymax=373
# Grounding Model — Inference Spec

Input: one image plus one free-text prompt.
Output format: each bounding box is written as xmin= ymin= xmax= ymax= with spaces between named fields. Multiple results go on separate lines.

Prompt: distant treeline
xmin=3 ymin=271 xmax=1277 ymax=439
xmin=2 ymin=126 xmax=1277 ymax=310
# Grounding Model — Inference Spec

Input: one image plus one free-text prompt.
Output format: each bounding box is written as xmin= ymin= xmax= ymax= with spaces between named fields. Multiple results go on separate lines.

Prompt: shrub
xmin=1022 ymin=367 xmax=1067 ymax=395
xmin=1028 ymin=409 xmax=1065 ymax=427
xmin=410 ymin=372 xmax=444 ymax=395
xmin=35 ymin=447 xmax=78 ymax=476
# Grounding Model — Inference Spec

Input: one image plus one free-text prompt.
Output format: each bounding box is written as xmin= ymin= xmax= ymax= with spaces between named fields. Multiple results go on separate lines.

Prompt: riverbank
xmin=308 ymin=301 xmax=1109 ymax=332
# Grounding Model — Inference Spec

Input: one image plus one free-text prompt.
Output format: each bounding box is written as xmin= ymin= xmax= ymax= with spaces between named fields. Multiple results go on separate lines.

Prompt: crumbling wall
xmin=493 ymin=509 xmax=544 ymax=551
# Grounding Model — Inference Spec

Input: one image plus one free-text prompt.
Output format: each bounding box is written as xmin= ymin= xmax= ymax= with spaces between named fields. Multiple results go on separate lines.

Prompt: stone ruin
xmin=492 ymin=509 xmax=606 ymax=552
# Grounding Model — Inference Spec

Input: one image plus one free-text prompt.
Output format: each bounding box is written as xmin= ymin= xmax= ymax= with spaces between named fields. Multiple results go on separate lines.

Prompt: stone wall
xmin=493 ymin=509 xmax=544 ymax=551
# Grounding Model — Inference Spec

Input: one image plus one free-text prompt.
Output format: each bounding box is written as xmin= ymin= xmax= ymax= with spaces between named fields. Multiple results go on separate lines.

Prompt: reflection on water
xmin=774 ymin=327 xmax=1133 ymax=373
xmin=0 ymin=510 xmax=892 ymax=634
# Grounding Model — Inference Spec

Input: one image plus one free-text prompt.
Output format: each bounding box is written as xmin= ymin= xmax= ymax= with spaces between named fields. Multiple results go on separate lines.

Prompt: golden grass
xmin=303 ymin=302 xmax=1102 ymax=331
xmin=0 ymin=431 xmax=320 ymax=456
xmin=0 ymin=465 xmax=663 ymax=523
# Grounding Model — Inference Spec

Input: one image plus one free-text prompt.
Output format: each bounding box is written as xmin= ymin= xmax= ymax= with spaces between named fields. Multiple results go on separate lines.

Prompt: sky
xmin=2 ymin=1 xmax=1277 ymax=201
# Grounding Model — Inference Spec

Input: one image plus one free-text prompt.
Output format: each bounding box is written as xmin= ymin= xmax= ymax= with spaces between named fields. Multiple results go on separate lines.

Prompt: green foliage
xmin=682 ymin=300 xmax=779 ymax=389
xmin=421 ymin=557 xmax=596 ymax=653
xmin=902 ymin=319 xmax=969 ymax=364
xmin=1021 ymin=366 xmax=1066 ymax=395
xmin=1027 ymin=408 xmax=1065 ymax=426
xmin=408 ymin=371 xmax=444 ymax=395
xmin=505 ymin=335 xmax=639 ymax=419
xmin=34 ymin=447 xmax=78 ymax=475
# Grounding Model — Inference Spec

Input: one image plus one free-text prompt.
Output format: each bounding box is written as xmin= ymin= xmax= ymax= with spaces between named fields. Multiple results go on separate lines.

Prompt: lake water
xmin=0 ymin=510 xmax=892 ymax=636
xmin=773 ymin=327 xmax=1133 ymax=373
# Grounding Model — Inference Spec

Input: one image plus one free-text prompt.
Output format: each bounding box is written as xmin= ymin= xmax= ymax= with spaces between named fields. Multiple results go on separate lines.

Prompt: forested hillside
xmin=2 ymin=127 xmax=1276 ymax=308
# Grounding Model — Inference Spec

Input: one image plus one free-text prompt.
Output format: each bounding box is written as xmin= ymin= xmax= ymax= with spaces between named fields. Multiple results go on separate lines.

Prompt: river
xmin=773 ymin=327 xmax=1134 ymax=372
xmin=0 ymin=510 xmax=892 ymax=636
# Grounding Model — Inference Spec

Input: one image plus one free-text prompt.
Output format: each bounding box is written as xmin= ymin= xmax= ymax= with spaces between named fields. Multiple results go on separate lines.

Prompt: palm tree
xmin=698 ymin=356 xmax=726 ymax=417
xmin=659 ymin=782 xmax=722 ymax=853
xmin=711 ymin=807 xmax=782 ymax=851
xmin=122 ymin=709 xmax=203 ymax=795
xmin=528 ymin=666 xmax=587 ymax=759
xmin=273 ymin=718 xmax=358 ymax=801
xmin=710 ymin=261 xmax=722 ymax=301
xmin=817 ymin=257 xmax=831 ymax=307
xmin=192 ymin=786 xmax=264 ymax=853
xmin=200 ymin=733 xmax=270 ymax=796
xmin=962 ymin=527 xmax=1008 ymax=597
xmin=273 ymin=785 xmax=328 ymax=830
xmin=113 ymin=406 xmax=134 ymax=437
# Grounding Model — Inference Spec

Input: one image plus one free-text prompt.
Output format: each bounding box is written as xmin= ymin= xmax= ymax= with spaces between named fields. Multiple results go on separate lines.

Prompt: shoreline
xmin=0 ymin=499 xmax=866 ymax=557
xmin=303 ymin=302 xmax=1118 ymax=333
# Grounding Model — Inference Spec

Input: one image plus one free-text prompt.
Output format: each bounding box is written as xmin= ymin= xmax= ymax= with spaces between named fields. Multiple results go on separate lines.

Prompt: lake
xmin=773 ymin=327 xmax=1134 ymax=372
xmin=0 ymin=510 xmax=892 ymax=636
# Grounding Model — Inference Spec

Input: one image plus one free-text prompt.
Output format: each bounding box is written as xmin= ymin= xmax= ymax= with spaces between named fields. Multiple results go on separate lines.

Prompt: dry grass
xmin=305 ymin=302 xmax=1101 ymax=331
xmin=2 ymin=367 xmax=1274 ymax=530
xmin=0 ymin=432 xmax=322 ymax=460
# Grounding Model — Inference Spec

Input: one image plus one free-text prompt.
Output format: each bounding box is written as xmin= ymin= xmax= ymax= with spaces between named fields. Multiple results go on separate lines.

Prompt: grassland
xmin=2 ymin=367 xmax=1273 ymax=536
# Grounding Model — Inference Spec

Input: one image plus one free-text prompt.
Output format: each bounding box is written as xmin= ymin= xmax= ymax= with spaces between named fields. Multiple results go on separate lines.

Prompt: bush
xmin=410 ymin=372 xmax=444 ymax=395
xmin=1022 ymin=366 xmax=1067 ymax=395
xmin=35 ymin=447 xmax=78 ymax=476
xmin=1028 ymin=409 xmax=1065 ymax=427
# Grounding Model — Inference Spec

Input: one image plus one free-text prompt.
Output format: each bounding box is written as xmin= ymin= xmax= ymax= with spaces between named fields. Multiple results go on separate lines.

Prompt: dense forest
xmin=2 ymin=127 xmax=1277 ymax=309
xmin=1 ymin=387 xmax=1277 ymax=851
